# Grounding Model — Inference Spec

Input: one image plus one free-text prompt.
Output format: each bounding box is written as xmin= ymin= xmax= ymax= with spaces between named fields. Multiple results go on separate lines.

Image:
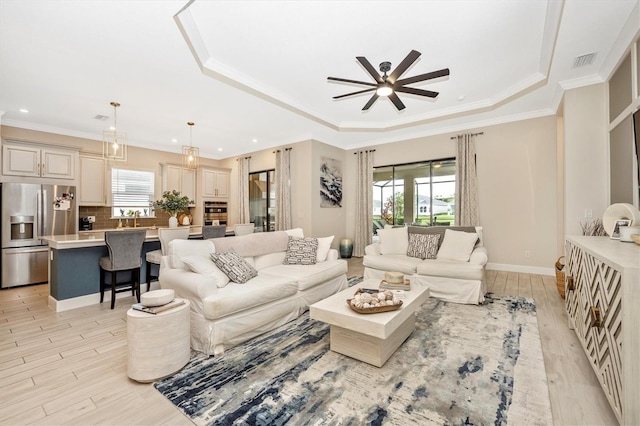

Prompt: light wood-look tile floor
xmin=0 ymin=258 xmax=618 ymax=425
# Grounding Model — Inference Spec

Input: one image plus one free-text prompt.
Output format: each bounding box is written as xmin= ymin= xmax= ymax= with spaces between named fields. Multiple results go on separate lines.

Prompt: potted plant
xmin=154 ymin=190 xmax=192 ymax=228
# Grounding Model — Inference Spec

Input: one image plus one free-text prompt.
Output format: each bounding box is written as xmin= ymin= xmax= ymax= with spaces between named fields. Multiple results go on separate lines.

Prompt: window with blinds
xmin=111 ymin=168 xmax=155 ymax=217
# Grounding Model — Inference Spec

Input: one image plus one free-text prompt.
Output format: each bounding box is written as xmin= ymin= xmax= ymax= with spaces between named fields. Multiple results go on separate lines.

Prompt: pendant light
xmin=182 ymin=121 xmax=199 ymax=169
xmin=103 ymin=101 xmax=127 ymax=161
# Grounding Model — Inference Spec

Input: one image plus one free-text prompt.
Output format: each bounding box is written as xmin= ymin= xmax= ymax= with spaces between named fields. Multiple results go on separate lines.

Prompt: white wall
xmin=563 ymin=84 xmax=609 ymax=236
xmin=344 ymin=116 xmax=559 ymax=274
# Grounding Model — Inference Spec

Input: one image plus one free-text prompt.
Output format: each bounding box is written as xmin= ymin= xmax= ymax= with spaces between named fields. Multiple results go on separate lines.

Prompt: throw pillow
xmin=406 ymin=233 xmax=440 ymax=259
xmin=377 ymin=226 xmax=409 ymax=255
xmin=181 ymin=255 xmax=231 ymax=288
xmin=316 ymin=236 xmax=334 ymax=262
xmin=283 ymin=236 xmax=318 ymax=265
xmin=210 ymin=249 xmax=258 ymax=284
xmin=436 ymin=229 xmax=479 ymax=262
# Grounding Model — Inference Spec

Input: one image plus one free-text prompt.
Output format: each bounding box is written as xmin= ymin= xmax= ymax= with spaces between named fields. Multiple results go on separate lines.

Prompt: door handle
xmin=590 ymin=306 xmax=602 ymax=328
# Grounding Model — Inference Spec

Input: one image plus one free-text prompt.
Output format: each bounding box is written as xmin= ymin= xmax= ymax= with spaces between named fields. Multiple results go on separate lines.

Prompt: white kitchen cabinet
xmin=201 ymin=168 xmax=229 ymax=199
xmin=2 ymin=143 xmax=76 ymax=180
xmin=161 ymin=164 xmax=196 ymax=205
xmin=565 ymin=236 xmax=640 ymax=425
xmin=78 ymin=156 xmax=106 ymax=205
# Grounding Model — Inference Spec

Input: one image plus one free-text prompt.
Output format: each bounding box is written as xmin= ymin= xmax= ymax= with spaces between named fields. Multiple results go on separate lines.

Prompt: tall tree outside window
xmin=249 ymin=170 xmax=276 ymax=232
xmin=372 ymin=159 xmax=455 ymax=234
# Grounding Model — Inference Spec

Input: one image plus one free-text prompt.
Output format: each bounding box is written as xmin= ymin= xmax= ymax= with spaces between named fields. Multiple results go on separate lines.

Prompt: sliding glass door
xmin=249 ymin=170 xmax=275 ymax=232
xmin=373 ymin=159 xmax=455 ymax=233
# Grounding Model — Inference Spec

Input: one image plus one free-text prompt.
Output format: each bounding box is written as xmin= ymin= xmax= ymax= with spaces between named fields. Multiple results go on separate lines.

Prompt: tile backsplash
xmin=79 ymin=206 xmax=194 ymax=229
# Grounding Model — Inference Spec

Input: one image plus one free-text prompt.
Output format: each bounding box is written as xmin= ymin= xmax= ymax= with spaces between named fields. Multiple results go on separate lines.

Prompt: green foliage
xmin=154 ymin=190 xmax=191 ymax=216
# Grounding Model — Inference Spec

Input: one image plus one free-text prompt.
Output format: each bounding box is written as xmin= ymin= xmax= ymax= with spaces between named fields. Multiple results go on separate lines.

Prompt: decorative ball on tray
xmin=347 ymin=287 xmax=403 ymax=314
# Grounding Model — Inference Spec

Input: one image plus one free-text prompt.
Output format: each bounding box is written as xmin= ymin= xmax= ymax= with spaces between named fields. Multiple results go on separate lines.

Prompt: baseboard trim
xmin=48 ymin=281 xmax=161 ymax=312
xmin=486 ymin=263 xmax=555 ymax=276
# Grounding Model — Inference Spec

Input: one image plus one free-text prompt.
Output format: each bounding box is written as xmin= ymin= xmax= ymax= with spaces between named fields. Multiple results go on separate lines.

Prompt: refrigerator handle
xmin=36 ymin=189 xmax=42 ymax=240
xmin=41 ymin=189 xmax=48 ymax=238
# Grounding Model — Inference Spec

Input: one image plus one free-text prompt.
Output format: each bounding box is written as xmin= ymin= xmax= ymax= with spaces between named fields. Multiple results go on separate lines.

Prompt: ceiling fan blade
xmin=327 ymin=76 xmax=377 ymax=87
xmin=396 ymin=68 xmax=450 ymax=86
xmin=388 ymin=92 xmax=406 ymax=110
xmin=395 ymin=86 xmax=439 ymax=98
xmin=356 ymin=56 xmax=385 ymax=83
xmin=387 ymin=50 xmax=421 ymax=83
xmin=362 ymin=93 xmax=380 ymax=110
xmin=333 ymin=88 xmax=376 ymax=99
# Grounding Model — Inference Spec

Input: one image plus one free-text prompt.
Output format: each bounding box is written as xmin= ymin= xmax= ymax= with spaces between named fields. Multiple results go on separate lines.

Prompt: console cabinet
xmin=565 ymin=236 xmax=640 ymax=425
xmin=3 ymin=143 xmax=76 ymax=180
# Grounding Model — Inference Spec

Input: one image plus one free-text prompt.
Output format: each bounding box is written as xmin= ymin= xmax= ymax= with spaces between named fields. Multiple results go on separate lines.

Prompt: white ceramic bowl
xmin=141 ymin=289 xmax=175 ymax=307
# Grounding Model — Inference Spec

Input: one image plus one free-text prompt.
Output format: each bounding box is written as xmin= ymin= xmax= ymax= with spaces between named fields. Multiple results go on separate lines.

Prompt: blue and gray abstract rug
xmin=155 ymin=279 xmax=552 ymax=425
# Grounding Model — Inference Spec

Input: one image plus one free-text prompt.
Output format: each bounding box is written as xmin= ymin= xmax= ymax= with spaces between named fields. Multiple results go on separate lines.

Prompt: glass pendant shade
xmin=182 ymin=122 xmax=199 ymax=169
xmin=103 ymin=102 xmax=127 ymax=161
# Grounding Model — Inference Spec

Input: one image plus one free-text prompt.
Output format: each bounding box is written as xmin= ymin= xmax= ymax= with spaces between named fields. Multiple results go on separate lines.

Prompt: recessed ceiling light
xmin=171 ymin=138 xmax=178 ymax=143
xmin=252 ymin=138 xmax=258 ymax=143
xmin=217 ymin=148 xmax=223 ymax=152
xmin=457 ymin=95 xmax=465 ymax=101
xmin=19 ymin=108 xmax=29 ymax=113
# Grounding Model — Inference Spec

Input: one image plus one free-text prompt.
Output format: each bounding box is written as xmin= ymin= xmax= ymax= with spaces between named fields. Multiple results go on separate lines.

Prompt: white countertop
xmin=42 ymin=225 xmax=203 ymax=249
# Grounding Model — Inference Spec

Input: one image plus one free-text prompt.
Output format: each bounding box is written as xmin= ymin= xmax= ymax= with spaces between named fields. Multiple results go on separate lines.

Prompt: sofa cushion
xmin=181 ymin=254 xmax=231 ymax=288
xmin=202 ymin=275 xmax=298 ymax=320
xmin=408 ymin=225 xmax=479 ymax=249
xmin=168 ymin=239 xmax=215 ymax=270
xmin=362 ymin=254 xmax=422 ymax=275
xmin=407 ymin=233 xmax=440 ymax=259
xmin=254 ymin=251 xmax=287 ymax=270
xmin=436 ymin=229 xmax=478 ymax=262
xmin=210 ymin=249 xmax=258 ymax=283
xmin=377 ymin=226 xmax=408 ymax=255
xmin=283 ymin=236 xmax=318 ymax=265
xmin=261 ymin=259 xmax=348 ymax=291
xmin=416 ymin=258 xmax=485 ymax=281
xmin=316 ymin=236 xmax=334 ymax=262
xmin=212 ymin=231 xmax=289 ymax=257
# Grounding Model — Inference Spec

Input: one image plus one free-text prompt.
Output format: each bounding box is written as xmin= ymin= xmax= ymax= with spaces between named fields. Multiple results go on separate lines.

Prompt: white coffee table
xmin=310 ymin=278 xmax=429 ymax=367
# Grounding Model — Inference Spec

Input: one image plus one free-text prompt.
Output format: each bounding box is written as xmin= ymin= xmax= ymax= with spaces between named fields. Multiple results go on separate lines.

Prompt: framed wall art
xmin=320 ymin=157 xmax=342 ymax=208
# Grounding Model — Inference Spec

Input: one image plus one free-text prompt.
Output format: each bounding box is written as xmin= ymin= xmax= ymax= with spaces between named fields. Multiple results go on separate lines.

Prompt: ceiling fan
xmin=328 ymin=50 xmax=449 ymax=111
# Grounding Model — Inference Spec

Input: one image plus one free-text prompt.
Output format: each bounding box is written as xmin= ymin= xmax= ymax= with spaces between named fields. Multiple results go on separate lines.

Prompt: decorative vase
xmin=168 ymin=214 xmax=178 ymax=228
xmin=339 ymin=238 xmax=353 ymax=258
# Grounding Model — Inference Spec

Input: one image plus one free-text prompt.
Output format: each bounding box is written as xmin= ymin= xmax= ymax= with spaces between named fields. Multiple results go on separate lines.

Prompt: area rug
xmin=154 ymin=277 xmax=552 ymax=425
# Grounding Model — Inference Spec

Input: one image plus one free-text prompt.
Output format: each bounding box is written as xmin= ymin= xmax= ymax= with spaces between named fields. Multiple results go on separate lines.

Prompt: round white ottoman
xmin=126 ymin=298 xmax=190 ymax=383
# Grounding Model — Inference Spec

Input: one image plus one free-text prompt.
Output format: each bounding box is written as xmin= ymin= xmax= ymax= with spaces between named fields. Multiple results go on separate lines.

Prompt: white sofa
xmin=363 ymin=226 xmax=488 ymax=304
xmin=159 ymin=228 xmax=348 ymax=355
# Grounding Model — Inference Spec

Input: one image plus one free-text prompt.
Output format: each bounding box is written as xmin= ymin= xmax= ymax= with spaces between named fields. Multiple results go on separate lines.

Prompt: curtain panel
xmin=237 ymin=156 xmax=251 ymax=224
xmin=275 ymin=148 xmax=292 ymax=231
xmin=354 ymin=150 xmax=374 ymax=257
xmin=454 ymin=134 xmax=479 ymax=226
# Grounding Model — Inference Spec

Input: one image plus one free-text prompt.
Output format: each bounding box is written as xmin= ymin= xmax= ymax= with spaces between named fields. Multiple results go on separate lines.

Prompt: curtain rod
xmin=450 ymin=132 xmax=484 ymax=140
xmin=235 ymin=156 xmax=252 ymax=161
xmin=353 ymin=149 xmax=376 ymax=154
xmin=272 ymin=147 xmax=293 ymax=153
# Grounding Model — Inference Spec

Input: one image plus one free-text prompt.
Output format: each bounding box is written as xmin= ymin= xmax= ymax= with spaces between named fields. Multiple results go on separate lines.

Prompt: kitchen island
xmin=42 ymin=226 xmax=202 ymax=312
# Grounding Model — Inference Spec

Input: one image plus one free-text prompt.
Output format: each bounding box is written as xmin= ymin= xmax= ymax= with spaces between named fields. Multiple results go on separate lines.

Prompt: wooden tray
xmin=346 ymin=299 xmax=403 ymax=314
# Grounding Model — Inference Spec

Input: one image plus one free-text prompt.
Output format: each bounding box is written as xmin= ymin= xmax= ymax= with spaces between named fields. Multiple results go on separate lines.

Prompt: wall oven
xmin=203 ymin=201 xmax=228 ymax=226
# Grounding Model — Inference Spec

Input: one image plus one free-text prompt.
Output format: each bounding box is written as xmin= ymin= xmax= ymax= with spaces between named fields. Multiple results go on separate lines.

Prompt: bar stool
xmin=202 ymin=225 xmax=226 ymax=239
xmin=100 ymin=229 xmax=147 ymax=309
xmin=145 ymin=227 xmax=190 ymax=289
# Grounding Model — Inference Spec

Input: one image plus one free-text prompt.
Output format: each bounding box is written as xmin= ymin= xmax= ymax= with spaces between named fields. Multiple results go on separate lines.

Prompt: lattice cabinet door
xmin=565 ymin=240 xmax=623 ymax=423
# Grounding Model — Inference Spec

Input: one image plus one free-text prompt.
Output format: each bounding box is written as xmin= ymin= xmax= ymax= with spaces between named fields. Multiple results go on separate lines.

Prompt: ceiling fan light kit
xmin=328 ymin=50 xmax=449 ymax=111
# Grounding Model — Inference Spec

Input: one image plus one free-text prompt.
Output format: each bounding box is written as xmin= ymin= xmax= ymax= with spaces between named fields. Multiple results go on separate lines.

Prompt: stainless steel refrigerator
xmin=1 ymin=182 xmax=77 ymax=288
